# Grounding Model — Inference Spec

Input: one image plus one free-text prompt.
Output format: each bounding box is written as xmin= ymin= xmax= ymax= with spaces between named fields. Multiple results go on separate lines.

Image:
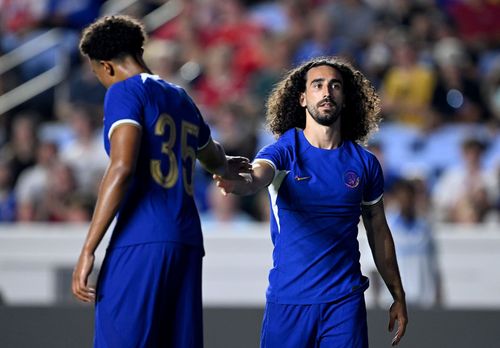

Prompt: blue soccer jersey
xmin=255 ymin=128 xmax=384 ymax=304
xmin=102 ymin=74 xmax=211 ymax=250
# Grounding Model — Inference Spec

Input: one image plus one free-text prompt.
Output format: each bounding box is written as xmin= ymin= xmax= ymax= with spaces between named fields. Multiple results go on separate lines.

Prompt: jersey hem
xmin=198 ymin=135 xmax=211 ymax=151
xmin=107 ymin=240 xmax=205 ymax=254
xmin=361 ymin=193 xmax=383 ymax=206
xmin=266 ymin=276 xmax=369 ymax=305
xmin=108 ymin=119 xmax=142 ymax=139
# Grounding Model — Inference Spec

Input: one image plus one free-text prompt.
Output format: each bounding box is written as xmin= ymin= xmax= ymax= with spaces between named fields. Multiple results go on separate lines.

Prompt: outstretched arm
xmin=197 ymin=138 xmax=252 ymax=179
xmin=214 ymin=160 xmax=275 ymax=196
xmin=362 ymin=199 xmax=408 ymax=346
xmin=72 ymin=124 xmax=141 ymax=303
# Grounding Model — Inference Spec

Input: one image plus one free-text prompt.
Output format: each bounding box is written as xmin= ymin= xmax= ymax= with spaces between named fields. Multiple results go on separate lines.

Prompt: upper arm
xmin=250 ymin=159 xmax=275 ymax=191
xmin=362 ymin=199 xmax=390 ymax=244
xmin=108 ymin=124 xmax=142 ymax=173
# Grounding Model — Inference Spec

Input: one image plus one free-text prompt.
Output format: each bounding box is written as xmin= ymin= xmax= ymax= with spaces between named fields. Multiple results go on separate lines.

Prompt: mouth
xmin=319 ymin=101 xmax=336 ymax=108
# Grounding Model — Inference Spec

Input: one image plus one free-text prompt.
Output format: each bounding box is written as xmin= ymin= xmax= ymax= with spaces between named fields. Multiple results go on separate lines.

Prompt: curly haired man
xmin=215 ymin=57 xmax=408 ymax=347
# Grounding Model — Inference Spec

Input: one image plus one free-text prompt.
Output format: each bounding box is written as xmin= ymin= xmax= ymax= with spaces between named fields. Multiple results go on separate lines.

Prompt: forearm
xmin=363 ymin=202 xmax=405 ymax=302
xmin=217 ymin=161 xmax=273 ymax=196
xmin=81 ymin=165 xmax=133 ymax=255
xmin=371 ymin=232 xmax=405 ymax=301
xmin=198 ymin=140 xmax=228 ymax=176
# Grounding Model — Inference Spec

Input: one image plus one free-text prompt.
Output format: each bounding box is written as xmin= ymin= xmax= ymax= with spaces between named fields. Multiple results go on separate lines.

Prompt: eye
xmin=331 ymin=82 xmax=342 ymax=90
xmin=312 ymin=82 xmax=322 ymax=89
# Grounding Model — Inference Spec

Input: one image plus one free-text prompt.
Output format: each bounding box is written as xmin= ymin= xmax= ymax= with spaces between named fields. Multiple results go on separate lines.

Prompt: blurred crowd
xmin=1 ymin=0 xmax=500 ymax=230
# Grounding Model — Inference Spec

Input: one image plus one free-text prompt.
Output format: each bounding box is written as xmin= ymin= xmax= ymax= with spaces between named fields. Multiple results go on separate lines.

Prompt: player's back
xmin=102 ymin=74 xmax=211 ymax=250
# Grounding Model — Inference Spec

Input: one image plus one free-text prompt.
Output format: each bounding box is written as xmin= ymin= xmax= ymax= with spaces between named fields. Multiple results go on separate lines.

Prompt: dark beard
xmin=306 ymin=103 xmax=341 ymax=126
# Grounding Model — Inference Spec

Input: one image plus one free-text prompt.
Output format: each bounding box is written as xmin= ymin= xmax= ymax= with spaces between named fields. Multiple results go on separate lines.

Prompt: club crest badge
xmin=344 ymin=171 xmax=360 ymax=188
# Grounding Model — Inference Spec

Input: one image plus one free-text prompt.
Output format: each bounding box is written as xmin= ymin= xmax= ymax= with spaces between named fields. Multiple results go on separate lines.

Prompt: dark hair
xmin=266 ymin=56 xmax=381 ymax=143
xmin=79 ymin=15 xmax=147 ymax=61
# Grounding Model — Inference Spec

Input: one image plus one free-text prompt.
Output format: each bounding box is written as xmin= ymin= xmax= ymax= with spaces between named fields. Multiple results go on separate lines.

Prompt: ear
xmin=100 ymin=61 xmax=115 ymax=76
xmin=299 ymin=92 xmax=306 ymax=107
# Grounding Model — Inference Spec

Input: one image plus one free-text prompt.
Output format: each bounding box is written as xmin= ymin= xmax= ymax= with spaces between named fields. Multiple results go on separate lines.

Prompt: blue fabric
xmin=255 ymin=129 xmax=382 ymax=304
xmin=94 ymin=242 xmax=203 ymax=348
xmin=261 ymin=292 xmax=368 ymax=348
xmin=102 ymin=74 xmax=211 ymax=250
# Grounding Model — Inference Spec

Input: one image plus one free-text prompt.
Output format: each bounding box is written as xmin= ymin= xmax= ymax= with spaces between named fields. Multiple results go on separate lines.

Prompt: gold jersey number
xmin=150 ymin=113 xmax=199 ymax=195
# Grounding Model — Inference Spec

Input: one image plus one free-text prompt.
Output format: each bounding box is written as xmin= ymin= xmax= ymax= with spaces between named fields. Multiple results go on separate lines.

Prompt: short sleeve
xmin=103 ymin=81 xmax=143 ymax=141
xmin=254 ymin=142 xmax=287 ymax=176
xmin=362 ymin=153 xmax=384 ymax=205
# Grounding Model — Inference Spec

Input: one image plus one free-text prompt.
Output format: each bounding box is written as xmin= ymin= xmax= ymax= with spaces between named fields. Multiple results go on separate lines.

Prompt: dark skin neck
xmin=113 ymin=55 xmax=151 ymax=81
xmin=93 ymin=52 xmax=153 ymax=88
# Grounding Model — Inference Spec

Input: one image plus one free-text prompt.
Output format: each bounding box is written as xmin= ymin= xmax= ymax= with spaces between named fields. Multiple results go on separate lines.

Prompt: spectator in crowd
xmin=380 ymin=35 xmax=436 ymax=130
xmin=192 ymin=43 xmax=247 ymax=111
xmin=38 ymin=161 xmax=79 ymax=222
xmin=325 ymin=0 xmax=377 ymax=50
xmin=248 ymin=32 xmax=294 ymax=112
xmin=445 ymin=0 xmax=500 ymax=52
xmin=59 ymin=103 xmax=107 ymax=193
xmin=384 ymin=179 xmax=441 ymax=308
xmin=143 ymin=39 xmax=186 ymax=87
xmin=58 ymin=57 xmax=106 ymax=112
xmin=431 ymin=37 xmax=488 ymax=126
xmin=1 ymin=112 xmax=40 ymax=187
xmin=64 ymin=192 xmax=94 ymax=222
xmin=432 ymin=137 xmax=498 ymax=223
xmin=293 ymin=7 xmax=352 ymax=65
xmin=15 ymin=140 xmax=58 ymax=221
xmin=0 ymin=159 xmax=17 ymax=222
xmin=484 ymin=59 xmax=500 ymax=123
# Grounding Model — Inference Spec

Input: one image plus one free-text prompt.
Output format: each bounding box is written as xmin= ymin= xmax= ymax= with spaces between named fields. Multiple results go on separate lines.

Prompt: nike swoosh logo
xmin=295 ymin=176 xmax=311 ymax=181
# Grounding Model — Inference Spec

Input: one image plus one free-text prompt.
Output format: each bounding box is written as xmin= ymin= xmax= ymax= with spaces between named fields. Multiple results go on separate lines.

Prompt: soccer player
xmin=71 ymin=15 xmax=251 ymax=347
xmin=214 ymin=57 xmax=408 ymax=347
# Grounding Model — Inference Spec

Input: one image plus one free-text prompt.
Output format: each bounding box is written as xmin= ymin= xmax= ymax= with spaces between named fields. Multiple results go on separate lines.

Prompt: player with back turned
xmin=72 ymin=15 xmax=251 ymax=347
xmin=215 ymin=56 xmax=408 ymax=347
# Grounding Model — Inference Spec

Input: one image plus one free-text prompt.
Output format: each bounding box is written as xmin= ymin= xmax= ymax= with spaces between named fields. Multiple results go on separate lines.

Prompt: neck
xmin=114 ymin=56 xmax=150 ymax=81
xmin=303 ymin=117 xmax=342 ymax=149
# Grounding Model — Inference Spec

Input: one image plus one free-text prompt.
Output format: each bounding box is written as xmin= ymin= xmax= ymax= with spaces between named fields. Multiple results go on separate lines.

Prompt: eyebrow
xmin=310 ymin=78 xmax=343 ymax=85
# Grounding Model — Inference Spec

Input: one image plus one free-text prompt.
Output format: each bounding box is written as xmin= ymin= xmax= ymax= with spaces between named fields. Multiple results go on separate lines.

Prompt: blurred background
xmin=0 ymin=0 xmax=499 ymax=347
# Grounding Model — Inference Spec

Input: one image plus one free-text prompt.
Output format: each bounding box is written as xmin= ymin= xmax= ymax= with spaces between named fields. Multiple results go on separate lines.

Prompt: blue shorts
xmin=94 ymin=242 xmax=203 ymax=348
xmin=261 ymin=293 xmax=368 ymax=348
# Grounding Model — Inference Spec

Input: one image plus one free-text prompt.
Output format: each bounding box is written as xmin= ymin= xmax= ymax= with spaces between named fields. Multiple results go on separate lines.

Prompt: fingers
xmin=226 ymin=156 xmax=253 ymax=174
xmin=391 ymin=329 xmax=401 ymax=346
xmin=213 ymin=174 xmax=228 ymax=196
xmin=72 ymin=254 xmax=96 ymax=303
xmin=72 ymin=274 xmax=96 ymax=303
xmin=389 ymin=316 xmax=407 ymax=346
xmin=388 ymin=315 xmax=395 ymax=332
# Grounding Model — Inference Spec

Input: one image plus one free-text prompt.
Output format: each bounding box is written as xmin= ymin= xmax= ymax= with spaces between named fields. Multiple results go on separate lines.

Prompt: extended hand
xmin=388 ymin=300 xmax=408 ymax=346
xmin=224 ymin=156 xmax=253 ymax=180
xmin=72 ymin=252 xmax=96 ymax=303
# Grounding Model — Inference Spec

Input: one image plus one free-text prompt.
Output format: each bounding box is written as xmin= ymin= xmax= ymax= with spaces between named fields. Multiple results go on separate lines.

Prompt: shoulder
xmin=349 ymin=141 xmax=378 ymax=160
xmin=107 ymin=75 xmax=146 ymax=98
xmin=273 ymin=128 xmax=299 ymax=149
xmin=280 ymin=128 xmax=298 ymax=140
xmin=345 ymin=141 xmax=382 ymax=171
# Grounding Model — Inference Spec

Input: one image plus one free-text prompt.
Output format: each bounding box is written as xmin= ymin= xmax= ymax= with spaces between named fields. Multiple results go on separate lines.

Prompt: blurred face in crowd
xmin=300 ymin=65 xmax=345 ymax=127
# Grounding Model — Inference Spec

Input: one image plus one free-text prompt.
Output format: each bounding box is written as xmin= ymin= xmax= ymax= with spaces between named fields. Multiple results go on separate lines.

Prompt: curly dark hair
xmin=79 ymin=15 xmax=147 ymax=61
xmin=266 ymin=56 xmax=381 ymax=143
